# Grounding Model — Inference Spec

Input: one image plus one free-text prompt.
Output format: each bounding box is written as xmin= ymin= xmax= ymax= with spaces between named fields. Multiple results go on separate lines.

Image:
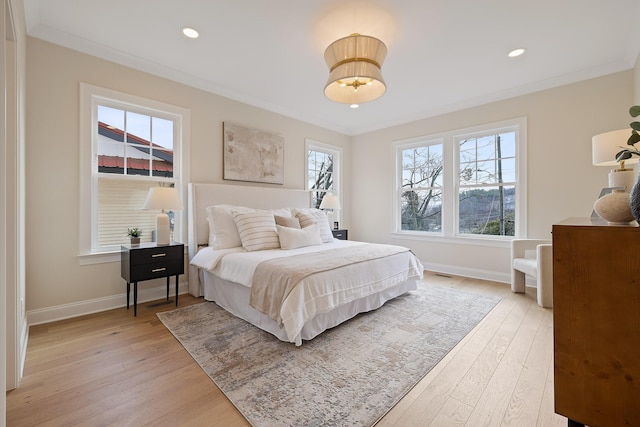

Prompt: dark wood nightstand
xmin=121 ymin=242 xmax=184 ymax=316
xmin=332 ymin=229 xmax=348 ymax=240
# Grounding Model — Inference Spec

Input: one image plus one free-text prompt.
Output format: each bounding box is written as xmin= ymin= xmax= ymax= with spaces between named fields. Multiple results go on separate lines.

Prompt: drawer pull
xmin=151 ymin=253 xmax=166 ymax=258
xmin=152 ymin=267 xmax=167 ymax=273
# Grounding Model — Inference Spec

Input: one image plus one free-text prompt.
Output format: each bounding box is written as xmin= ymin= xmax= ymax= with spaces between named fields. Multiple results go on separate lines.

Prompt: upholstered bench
xmin=511 ymin=239 xmax=553 ymax=308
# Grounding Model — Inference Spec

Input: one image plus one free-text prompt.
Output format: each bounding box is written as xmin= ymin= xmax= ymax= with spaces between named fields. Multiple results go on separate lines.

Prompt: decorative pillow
xmin=277 ymin=224 xmax=322 ymax=250
xmin=233 ymin=211 xmax=280 ymax=251
xmin=275 ymin=215 xmax=300 ymax=229
xmin=295 ymin=210 xmax=333 ymax=243
xmin=206 ymin=205 xmax=254 ymax=249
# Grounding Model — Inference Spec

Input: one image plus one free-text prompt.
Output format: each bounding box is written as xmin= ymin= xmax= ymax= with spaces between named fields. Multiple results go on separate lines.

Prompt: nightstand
xmin=121 ymin=242 xmax=184 ymax=316
xmin=332 ymin=229 xmax=348 ymax=240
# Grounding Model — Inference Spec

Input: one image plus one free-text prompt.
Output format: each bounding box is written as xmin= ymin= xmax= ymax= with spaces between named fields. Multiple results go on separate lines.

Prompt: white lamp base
xmin=327 ymin=210 xmax=334 ymax=225
xmin=608 ymin=169 xmax=636 ymax=191
xmin=156 ymin=212 xmax=171 ymax=245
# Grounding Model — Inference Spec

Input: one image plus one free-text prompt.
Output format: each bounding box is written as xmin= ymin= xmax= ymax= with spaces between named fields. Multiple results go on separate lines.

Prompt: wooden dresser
xmin=552 ymin=218 xmax=640 ymax=427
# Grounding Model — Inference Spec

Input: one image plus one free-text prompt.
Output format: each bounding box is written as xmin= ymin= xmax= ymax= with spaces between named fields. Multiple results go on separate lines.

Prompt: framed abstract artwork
xmin=223 ymin=122 xmax=284 ymax=185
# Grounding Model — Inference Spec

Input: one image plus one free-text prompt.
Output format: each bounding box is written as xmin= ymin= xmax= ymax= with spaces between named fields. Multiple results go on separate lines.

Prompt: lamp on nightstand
xmin=320 ymin=193 xmax=341 ymax=228
xmin=143 ymin=187 xmax=183 ymax=245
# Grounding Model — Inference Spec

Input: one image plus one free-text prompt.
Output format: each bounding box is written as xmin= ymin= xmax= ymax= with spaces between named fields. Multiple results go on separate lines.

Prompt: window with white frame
xmin=399 ymin=141 xmax=444 ymax=232
xmin=305 ymin=139 xmax=341 ymax=209
xmin=394 ymin=118 xmax=526 ymax=240
xmin=79 ymin=84 xmax=190 ymax=260
xmin=458 ymin=131 xmax=517 ymax=236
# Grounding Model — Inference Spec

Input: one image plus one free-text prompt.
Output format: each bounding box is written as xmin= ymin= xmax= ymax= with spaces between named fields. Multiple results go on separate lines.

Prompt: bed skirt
xmin=201 ymin=270 xmax=418 ymax=346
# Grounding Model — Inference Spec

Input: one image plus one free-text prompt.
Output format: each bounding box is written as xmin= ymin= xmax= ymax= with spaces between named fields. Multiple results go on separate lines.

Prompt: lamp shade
xmin=592 ymin=129 xmax=637 ymax=167
xmin=324 ymin=34 xmax=387 ymax=104
xmin=319 ymin=194 xmax=341 ymax=210
xmin=142 ymin=187 xmax=183 ymax=211
xmin=143 ymin=187 xmax=182 ymax=245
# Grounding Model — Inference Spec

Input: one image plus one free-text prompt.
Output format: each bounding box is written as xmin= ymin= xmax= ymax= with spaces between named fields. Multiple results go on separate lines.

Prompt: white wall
xmin=25 ymin=37 xmax=351 ymax=321
xmin=351 ymin=71 xmax=634 ymax=281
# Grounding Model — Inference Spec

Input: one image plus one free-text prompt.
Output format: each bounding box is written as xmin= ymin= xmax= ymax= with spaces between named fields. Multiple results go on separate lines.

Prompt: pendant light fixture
xmin=323 ymin=33 xmax=387 ymax=105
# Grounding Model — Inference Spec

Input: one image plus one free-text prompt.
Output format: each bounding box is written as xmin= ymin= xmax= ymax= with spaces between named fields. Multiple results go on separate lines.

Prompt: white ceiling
xmin=23 ymin=0 xmax=640 ymax=136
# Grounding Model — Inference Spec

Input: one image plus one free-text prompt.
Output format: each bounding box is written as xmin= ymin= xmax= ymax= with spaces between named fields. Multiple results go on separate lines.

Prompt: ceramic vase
xmin=593 ymin=189 xmax=635 ymax=224
xmin=130 ymin=237 xmax=141 ymax=245
xmin=630 ymin=174 xmax=640 ymax=223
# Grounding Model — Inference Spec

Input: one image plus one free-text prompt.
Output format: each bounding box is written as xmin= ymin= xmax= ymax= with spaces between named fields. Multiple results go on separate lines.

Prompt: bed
xmin=187 ymin=183 xmax=424 ymax=345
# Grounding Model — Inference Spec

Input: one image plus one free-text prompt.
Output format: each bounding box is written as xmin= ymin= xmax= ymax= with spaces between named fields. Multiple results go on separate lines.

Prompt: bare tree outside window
xmin=400 ymin=144 xmax=443 ymax=232
xmin=308 ymin=150 xmax=333 ymax=208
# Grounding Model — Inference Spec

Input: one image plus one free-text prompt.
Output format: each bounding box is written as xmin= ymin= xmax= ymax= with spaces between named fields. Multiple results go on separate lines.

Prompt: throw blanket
xmin=249 ymin=243 xmax=411 ymax=324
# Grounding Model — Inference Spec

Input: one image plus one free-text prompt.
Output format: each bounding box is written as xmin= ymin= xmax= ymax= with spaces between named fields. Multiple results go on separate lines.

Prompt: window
xmin=458 ymin=131 xmax=516 ymax=236
xmin=80 ymin=84 xmax=190 ymax=262
xmin=305 ymin=139 xmax=341 ymax=209
xmin=400 ymin=142 xmax=444 ymax=232
xmin=394 ymin=118 xmax=526 ymax=241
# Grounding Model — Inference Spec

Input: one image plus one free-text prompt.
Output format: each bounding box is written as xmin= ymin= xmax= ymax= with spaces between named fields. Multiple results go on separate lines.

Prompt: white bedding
xmin=191 ymin=240 xmax=424 ymax=345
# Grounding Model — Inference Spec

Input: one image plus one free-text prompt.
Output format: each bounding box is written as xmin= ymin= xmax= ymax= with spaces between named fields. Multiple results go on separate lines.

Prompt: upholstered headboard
xmin=187 ymin=183 xmax=311 ymax=294
xmin=188 ymin=182 xmax=310 ymax=248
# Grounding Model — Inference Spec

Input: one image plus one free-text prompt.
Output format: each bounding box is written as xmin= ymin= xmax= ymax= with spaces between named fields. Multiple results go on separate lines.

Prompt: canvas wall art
xmin=223 ymin=122 xmax=284 ymax=185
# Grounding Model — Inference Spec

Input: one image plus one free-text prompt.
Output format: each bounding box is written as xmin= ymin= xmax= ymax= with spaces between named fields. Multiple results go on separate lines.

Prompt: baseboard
xmin=27 ymin=281 xmax=189 ymax=326
xmin=421 ymin=260 xmax=510 ymax=284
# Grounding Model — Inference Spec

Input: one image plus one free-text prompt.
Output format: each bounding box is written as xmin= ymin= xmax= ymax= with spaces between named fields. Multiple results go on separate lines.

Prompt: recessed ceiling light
xmin=182 ymin=27 xmax=199 ymax=39
xmin=350 ymin=104 xmax=359 ymax=109
xmin=508 ymin=48 xmax=525 ymax=58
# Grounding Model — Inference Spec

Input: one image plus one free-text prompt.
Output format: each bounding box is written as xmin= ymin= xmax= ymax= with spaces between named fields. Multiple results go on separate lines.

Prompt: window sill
xmin=391 ymin=232 xmax=512 ymax=248
xmin=77 ymin=250 xmax=121 ymax=265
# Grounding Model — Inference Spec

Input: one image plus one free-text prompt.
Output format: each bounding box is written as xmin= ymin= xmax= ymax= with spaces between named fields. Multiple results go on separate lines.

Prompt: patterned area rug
xmin=157 ymin=282 xmax=500 ymax=427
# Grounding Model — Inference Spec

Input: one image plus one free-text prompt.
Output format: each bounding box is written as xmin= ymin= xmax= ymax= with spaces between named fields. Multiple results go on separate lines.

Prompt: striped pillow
xmin=295 ymin=210 xmax=334 ymax=243
xmin=233 ymin=211 xmax=280 ymax=251
xmin=206 ymin=204 xmax=254 ymax=249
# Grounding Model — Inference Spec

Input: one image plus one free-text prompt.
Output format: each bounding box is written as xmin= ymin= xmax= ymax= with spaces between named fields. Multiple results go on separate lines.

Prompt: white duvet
xmin=190 ymin=240 xmax=424 ymax=343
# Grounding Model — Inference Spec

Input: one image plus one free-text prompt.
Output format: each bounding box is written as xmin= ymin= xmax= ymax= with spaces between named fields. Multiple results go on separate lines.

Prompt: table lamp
xmin=319 ymin=193 xmax=341 ymax=228
xmin=592 ymin=129 xmax=637 ymax=190
xmin=143 ymin=187 xmax=183 ymax=245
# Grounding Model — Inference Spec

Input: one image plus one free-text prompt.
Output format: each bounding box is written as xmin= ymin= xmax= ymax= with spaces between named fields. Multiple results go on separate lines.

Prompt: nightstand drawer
xmin=130 ymin=259 xmax=184 ymax=282
xmin=332 ymin=229 xmax=348 ymax=240
xmin=129 ymin=245 xmax=183 ymax=264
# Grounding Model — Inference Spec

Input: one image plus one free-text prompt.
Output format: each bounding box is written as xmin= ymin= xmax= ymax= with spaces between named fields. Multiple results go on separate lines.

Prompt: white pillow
xmin=233 ymin=211 xmax=280 ymax=251
xmin=295 ymin=210 xmax=334 ymax=243
xmin=206 ymin=205 xmax=254 ymax=249
xmin=277 ymin=224 xmax=323 ymax=250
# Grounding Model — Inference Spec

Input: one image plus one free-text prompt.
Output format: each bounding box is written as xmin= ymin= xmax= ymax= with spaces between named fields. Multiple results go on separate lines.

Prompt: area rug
xmin=157 ymin=282 xmax=500 ymax=427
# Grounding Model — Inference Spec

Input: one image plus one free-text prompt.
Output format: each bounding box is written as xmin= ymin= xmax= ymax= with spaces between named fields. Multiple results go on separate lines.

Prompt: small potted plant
xmin=127 ymin=227 xmax=142 ymax=245
xmin=615 ymin=105 xmax=640 ymax=222
xmin=614 ymin=105 xmax=640 ymax=163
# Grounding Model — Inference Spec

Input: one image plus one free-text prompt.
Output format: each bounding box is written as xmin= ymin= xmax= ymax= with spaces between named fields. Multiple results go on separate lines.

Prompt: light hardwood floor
xmin=6 ymin=273 xmax=568 ymax=426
